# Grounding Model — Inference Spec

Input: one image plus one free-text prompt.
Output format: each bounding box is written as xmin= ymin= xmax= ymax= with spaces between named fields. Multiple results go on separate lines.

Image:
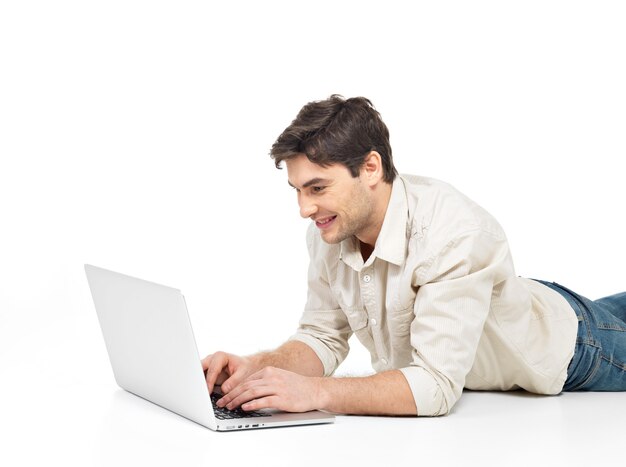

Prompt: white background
xmin=1 ymin=1 xmax=625 ymax=466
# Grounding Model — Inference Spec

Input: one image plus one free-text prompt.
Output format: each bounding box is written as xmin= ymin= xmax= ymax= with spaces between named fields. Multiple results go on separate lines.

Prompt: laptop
xmin=85 ymin=264 xmax=335 ymax=431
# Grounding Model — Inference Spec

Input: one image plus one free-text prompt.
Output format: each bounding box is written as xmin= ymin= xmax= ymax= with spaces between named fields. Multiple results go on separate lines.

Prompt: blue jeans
xmin=533 ymin=280 xmax=626 ymax=391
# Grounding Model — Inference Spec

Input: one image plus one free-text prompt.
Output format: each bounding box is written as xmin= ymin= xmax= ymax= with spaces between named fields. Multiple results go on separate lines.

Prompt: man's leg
xmin=594 ymin=292 xmax=626 ymax=323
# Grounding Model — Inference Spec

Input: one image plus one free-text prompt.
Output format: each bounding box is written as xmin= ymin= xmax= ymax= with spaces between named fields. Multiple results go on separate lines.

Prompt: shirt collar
xmin=339 ymin=176 xmax=409 ymax=271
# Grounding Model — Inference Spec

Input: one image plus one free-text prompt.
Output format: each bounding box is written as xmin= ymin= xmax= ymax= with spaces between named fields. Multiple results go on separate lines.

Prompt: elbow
xmin=400 ymin=366 xmax=459 ymax=416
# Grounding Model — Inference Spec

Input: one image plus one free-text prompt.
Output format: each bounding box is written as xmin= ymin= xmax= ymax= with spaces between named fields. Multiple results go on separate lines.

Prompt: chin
xmin=318 ymin=230 xmax=338 ymax=244
xmin=320 ymin=229 xmax=350 ymax=245
xmin=320 ymin=234 xmax=339 ymax=244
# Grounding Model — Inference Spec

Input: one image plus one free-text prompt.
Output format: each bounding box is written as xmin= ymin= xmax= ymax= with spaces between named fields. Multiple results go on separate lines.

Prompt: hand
xmin=216 ymin=366 xmax=325 ymax=413
xmin=201 ymin=351 xmax=258 ymax=394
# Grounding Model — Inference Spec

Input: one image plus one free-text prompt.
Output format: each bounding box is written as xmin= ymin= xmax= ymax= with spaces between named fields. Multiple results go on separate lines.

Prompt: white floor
xmin=3 ymin=309 xmax=625 ymax=467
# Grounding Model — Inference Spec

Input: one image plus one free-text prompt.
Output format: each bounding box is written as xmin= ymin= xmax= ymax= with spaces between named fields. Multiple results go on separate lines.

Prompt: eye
xmin=311 ymin=186 xmax=325 ymax=193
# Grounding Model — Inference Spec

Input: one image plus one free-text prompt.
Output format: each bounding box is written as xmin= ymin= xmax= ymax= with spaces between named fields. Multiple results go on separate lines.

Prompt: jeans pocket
xmin=596 ymin=321 xmax=626 ymax=332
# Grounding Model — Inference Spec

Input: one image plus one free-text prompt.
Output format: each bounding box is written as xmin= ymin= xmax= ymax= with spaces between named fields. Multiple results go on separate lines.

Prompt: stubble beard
xmin=321 ymin=185 xmax=373 ymax=245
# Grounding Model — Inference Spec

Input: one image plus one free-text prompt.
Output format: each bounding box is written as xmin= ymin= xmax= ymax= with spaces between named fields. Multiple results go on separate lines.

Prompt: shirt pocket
xmin=387 ymin=304 xmax=415 ymax=363
xmin=344 ymin=309 xmax=376 ymax=350
xmin=388 ymin=303 xmax=415 ymax=336
xmin=345 ymin=309 xmax=367 ymax=331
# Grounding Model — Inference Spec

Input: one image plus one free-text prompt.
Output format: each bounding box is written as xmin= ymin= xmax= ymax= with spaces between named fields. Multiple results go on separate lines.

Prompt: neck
xmin=359 ymin=241 xmax=375 ymax=262
xmin=356 ymin=181 xmax=393 ymax=253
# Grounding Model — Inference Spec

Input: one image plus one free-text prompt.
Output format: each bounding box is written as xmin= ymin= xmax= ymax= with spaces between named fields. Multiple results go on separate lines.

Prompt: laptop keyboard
xmin=210 ymin=393 xmax=272 ymax=420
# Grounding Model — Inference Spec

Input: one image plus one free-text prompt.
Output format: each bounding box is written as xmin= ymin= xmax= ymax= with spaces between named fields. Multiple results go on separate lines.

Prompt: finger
xmin=201 ymin=354 xmax=213 ymax=371
xmin=221 ymin=362 xmax=267 ymax=393
xmin=225 ymin=383 xmax=273 ymax=411
xmin=219 ymin=368 xmax=266 ymax=404
xmin=206 ymin=367 xmax=226 ymax=394
xmin=205 ymin=353 xmax=229 ymax=393
xmin=216 ymin=380 xmax=246 ymax=407
xmin=220 ymin=371 xmax=249 ymax=394
xmin=218 ymin=378 xmax=254 ymax=407
xmin=241 ymin=396 xmax=281 ymax=412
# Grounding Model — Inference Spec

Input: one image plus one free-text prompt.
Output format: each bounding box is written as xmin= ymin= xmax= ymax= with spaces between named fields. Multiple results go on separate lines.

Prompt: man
xmin=203 ymin=95 xmax=626 ymax=416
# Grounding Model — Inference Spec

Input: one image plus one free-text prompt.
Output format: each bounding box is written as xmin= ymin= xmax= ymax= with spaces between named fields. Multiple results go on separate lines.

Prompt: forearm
xmin=250 ymin=341 xmax=324 ymax=377
xmin=217 ymin=362 xmax=418 ymax=416
xmin=317 ymin=370 xmax=417 ymax=416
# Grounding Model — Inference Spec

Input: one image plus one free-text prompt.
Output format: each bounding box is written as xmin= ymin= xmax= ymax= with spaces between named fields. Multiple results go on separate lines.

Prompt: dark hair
xmin=270 ymin=95 xmax=397 ymax=183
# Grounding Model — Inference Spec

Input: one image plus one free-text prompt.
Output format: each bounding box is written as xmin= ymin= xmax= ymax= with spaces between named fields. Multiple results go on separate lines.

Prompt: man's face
xmin=286 ymin=154 xmax=373 ymax=244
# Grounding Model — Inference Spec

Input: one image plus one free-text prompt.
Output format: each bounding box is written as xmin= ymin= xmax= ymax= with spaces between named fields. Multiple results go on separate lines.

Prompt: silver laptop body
xmin=85 ymin=264 xmax=335 ymax=431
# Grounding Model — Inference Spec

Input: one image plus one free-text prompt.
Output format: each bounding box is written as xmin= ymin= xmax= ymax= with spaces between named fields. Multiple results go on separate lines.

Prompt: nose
xmin=298 ymin=193 xmax=318 ymax=219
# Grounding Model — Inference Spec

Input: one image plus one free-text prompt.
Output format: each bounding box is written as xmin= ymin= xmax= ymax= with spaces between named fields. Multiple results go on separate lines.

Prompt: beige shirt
xmin=289 ymin=174 xmax=578 ymax=416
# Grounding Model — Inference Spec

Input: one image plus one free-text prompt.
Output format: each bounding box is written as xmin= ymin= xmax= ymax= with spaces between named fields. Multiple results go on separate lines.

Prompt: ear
xmin=360 ymin=151 xmax=384 ymax=187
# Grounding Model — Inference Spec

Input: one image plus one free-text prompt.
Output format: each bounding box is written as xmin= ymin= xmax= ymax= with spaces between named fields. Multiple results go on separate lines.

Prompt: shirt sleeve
xmin=288 ymin=225 xmax=352 ymax=376
xmin=399 ymin=227 xmax=515 ymax=416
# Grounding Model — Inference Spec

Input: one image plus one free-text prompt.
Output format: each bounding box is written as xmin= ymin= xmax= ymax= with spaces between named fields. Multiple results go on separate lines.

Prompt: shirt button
xmin=363 ymin=274 xmax=371 ymax=283
xmin=370 ymin=318 xmax=377 ymax=326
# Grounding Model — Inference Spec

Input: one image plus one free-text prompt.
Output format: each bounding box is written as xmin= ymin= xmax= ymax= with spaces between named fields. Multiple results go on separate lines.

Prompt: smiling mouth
xmin=315 ymin=216 xmax=337 ymax=229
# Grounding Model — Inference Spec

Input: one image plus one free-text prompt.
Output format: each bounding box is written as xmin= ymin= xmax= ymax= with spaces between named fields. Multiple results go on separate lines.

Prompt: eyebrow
xmin=287 ymin=177 xmax=330 ymax=189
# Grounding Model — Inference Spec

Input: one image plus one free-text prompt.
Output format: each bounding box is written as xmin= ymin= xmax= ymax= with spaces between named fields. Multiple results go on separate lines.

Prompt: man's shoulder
xmin=400 ymin=173 xmax=463 ymax=199
xmin=400 ymin=173 xmax=476 ymax=216
xmin=399 ymin=173 xmax=505 ymax=241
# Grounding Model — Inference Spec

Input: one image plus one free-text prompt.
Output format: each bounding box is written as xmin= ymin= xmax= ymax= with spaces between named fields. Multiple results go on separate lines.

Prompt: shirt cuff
xmin=399 ymin=366 xmax=450 ymax=416
xmin=288 ymin=333 xmax=338 ymax=377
